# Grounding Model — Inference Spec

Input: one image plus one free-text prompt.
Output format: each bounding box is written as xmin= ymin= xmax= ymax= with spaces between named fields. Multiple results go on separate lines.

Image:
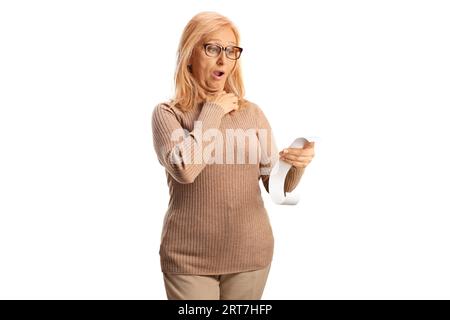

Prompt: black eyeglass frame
xmin=202 ymin=43 xmax=243 ymax=60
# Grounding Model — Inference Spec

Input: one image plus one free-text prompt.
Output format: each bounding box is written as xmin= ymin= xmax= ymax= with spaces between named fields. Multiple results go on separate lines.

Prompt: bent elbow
xmin=174 ymin=175 xmax=196 ymax=184
xmin=171 ymin=170 xmax=198 ymax=184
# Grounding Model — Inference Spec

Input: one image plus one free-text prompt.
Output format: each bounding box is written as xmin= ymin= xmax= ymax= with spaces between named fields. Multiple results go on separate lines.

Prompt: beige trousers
xmin=163 ymin=264 xmax=271 ymax=300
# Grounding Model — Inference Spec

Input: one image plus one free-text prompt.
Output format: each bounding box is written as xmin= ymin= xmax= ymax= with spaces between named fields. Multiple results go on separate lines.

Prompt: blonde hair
xmin=171 ymin=11 xmax=248 ymax=112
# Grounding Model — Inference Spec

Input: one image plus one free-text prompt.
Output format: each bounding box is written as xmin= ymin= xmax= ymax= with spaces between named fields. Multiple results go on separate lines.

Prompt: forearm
xmin=152 ymin=102 xmax=225 ymax=184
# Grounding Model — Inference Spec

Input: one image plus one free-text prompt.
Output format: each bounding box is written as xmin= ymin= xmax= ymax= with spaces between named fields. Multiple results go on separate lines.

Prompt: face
xmin=189 ymin=27 xmax=238 ymax=94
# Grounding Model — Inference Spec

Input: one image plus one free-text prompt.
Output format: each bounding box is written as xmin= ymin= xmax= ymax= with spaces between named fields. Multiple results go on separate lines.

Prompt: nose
xmin=216 ymin=50 xmax=225 ymax=66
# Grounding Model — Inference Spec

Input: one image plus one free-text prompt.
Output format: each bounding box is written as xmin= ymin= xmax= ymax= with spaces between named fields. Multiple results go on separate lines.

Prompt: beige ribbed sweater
xmin=151 ymin=99 xmax=304 ymax=275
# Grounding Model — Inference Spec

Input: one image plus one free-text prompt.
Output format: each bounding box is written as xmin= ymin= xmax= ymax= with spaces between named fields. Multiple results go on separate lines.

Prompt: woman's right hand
xmin=207 ymin=90 xmax=239 ymax=115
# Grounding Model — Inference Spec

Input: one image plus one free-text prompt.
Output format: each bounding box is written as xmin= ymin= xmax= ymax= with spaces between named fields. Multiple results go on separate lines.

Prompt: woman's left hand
xmin=278 ymin=141 xmax=315 ymax=168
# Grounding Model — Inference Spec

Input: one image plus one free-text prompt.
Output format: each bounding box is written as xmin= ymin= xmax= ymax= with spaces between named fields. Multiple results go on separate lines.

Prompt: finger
xmin=293 ymin=145 xmax=313 ymax=152
xmin=279 ymin=148 xmax=315 ymax=157
xmin=304 ymin=141 xmax=315 ymax=148
xmin=292 ymin=150 xmax=315 ymax=157
xmin=281 ymin=158 xmax=308 ymax=168
xmin=283 ymin=142 xmax=315 ymax=152
xmin=280 ymin=154 xmax=313 ymax=162
xmin=279 ymin=147 xmax=303 ymax=156
xmin=280 ymin=152 xmax=312 ymax=159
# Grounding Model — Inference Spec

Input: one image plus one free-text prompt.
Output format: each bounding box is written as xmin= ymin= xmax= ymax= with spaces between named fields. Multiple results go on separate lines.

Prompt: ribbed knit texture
xmin=151 ymin=99 xmax=305 ymax=275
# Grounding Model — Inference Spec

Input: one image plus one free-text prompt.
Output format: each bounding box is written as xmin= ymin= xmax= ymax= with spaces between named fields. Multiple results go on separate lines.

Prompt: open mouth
xmin=212 ymin=70 xmax=225 ymax=79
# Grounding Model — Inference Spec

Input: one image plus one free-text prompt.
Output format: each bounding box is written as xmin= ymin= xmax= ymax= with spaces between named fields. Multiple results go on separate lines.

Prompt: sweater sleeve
xmin=255 ymin=104 xmax=305 ymax=194
xmin=151 ymin=101 xmax=225 ymax=184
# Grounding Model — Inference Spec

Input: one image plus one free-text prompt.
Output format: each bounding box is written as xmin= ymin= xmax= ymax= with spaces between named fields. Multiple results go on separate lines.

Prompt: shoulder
xmin=240 ymin=98 xmax=263 ymax=115
xmin=152 ymin=99 xmax=184 ymax=121
xmin=241 ymin=99 xmax=273 ymax=130
xmin=152 ymin=99 xmax=179 ymax=114
xmin=240 ymin=98 xmax=268 ymax=121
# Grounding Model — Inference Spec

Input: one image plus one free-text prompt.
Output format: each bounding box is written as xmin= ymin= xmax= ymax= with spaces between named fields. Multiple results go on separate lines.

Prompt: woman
xmin=151 ymin=11 xmax=315 ymax=300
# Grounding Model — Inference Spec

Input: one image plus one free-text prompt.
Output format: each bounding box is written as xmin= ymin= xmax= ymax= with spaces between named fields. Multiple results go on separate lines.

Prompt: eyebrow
xmin=207 ymin=38 xmax=237 ymax=45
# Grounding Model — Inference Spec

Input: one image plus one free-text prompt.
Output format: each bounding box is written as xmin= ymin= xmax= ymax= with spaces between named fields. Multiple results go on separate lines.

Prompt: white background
xmin=1 ymin=0 xmax=449 ymax=299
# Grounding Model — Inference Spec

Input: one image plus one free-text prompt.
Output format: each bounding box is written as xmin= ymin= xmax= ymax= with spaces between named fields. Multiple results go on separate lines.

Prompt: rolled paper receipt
xmin=269 ymin=137 xmax=318 ymax=205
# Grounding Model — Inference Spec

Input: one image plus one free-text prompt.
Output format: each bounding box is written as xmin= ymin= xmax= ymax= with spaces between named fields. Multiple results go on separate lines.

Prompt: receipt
xmin=269 ymin=137 xmax=318 ymax=205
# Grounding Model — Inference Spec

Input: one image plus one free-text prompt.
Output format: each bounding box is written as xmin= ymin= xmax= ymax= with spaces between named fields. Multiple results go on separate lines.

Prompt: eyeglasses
xmin=203 ymin=43 xmax=243 ymax=60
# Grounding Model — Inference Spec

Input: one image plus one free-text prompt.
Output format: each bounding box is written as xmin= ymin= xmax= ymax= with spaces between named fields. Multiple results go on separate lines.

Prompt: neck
xmin=198 ymin=86 xmax=222 ymax=101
